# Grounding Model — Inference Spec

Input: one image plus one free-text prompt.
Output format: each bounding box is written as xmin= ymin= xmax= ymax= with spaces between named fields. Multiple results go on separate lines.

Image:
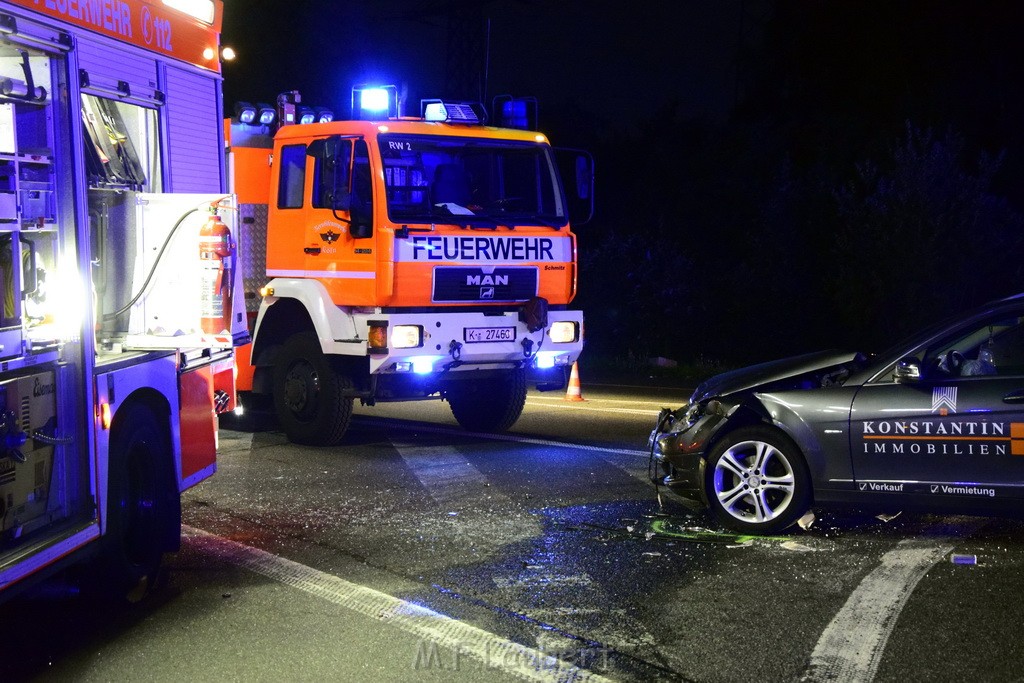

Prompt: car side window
xmin=925 ymin=315 xmax=1024 ymax=377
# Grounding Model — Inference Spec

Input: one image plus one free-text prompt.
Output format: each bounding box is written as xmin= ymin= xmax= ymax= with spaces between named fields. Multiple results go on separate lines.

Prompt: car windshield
xmin=378 ymin=133 xmax=566 ymax=226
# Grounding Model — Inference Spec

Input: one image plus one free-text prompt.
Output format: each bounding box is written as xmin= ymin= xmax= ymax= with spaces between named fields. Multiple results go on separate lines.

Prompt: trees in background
xmin=572 ymin=2 xmax=1024 ymax=365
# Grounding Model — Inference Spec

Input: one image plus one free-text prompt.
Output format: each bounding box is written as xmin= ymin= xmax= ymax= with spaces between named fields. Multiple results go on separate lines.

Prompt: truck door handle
xmin=304 ymin=247 xmax=321 ymax=255
xmin=1002 ymin=390 xmax=1024 ymax=404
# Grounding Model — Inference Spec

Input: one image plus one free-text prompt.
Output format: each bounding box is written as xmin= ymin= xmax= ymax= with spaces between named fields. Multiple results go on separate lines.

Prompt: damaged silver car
xmin=650 ymin=294 xmax=1024 ymax=533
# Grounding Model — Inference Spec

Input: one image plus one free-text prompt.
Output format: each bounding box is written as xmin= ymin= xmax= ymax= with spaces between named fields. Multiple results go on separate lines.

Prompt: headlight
xmin=548 ymin=321 xmax=579 ymax=343
xmin=681 ymin=401 xmax=705 ymax=429
xmin=391 ymin=325 xmax=423 ymax=349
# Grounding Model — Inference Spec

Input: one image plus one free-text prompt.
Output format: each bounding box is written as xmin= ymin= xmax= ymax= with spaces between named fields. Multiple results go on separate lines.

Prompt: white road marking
xmin=355 ymin=416 xmax=650 ymax=458
xmin=393 ymin=441 xmax=509 ymax=505
xmin=524 ymin=400 xmax=664 ymax=417
xmin=804 ymin=518 xmax=985 ymax=682
xmin=183 ymin=526 xmax=614 ymax=683
xmin=364 ymin=417 xmax=653 ymax=487
xmin=528 ymin=395 xmax=682 ymax=408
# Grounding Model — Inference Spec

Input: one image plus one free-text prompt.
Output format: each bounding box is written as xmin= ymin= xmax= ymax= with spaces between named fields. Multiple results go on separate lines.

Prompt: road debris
xmin=797 ymin=511 xmax=816 ymax=530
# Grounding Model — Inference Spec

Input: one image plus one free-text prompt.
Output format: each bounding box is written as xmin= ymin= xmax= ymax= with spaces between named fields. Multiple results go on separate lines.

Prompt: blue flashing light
xmin=361 ymin=88 xmax=391 ymax=112
xmin=411 ymin=356 xmax=437 ymax=374
xmin=352 ymin=84 xmax=399 ymax=120
xmin=535 ymin=352 xmax=559 ymax=370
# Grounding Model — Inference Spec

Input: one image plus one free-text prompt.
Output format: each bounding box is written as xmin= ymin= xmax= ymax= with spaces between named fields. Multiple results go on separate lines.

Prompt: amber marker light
xmin=368 ymin=323 xmax=389 ymax=353
xmin=99 ymin=402 xmax=112 ymax=430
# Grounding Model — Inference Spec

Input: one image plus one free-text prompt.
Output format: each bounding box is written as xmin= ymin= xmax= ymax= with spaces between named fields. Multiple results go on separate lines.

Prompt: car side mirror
xmin=894 ymin=357 xmax=922 ymax=384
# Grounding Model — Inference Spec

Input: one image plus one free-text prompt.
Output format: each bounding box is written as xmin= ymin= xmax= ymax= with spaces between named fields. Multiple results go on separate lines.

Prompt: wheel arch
xmin=251 ymin=295 xmax=320 ymax=395
xmin=701 ymin=400 xmax=817 ymax=505
xmin=250 ymin=280 xmax=361 ymax=394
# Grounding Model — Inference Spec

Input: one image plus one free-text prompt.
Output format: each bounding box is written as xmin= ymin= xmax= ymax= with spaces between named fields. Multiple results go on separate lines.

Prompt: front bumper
xmin=649 ymin=409 xmax=728 ymax=505
xmin=361 ymin=308 xmax=583 ymax=378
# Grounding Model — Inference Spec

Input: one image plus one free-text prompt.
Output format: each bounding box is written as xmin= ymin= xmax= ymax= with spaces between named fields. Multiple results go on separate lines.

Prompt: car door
xmin=849 ymin=309 xmax=1024 ymax=501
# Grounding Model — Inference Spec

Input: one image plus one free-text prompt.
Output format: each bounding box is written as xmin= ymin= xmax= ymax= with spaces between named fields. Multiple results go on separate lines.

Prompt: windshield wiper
xmin=430 ymin=202 xmax=504 ymax=230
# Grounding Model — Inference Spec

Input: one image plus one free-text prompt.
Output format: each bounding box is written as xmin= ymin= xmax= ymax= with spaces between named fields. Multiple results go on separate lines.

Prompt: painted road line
xmin=528 ymin=395 xmax=684 ymax=409
xmin=524 ymin=401 xmax=664 ymax=417
xmin=393 ymin=441 xmax=510 ymax=505
xmin=356 ymin=418 xmax=652 ymax=488
xmin=183 ymin=526 xmax=614 ymax=683
xmin=803 ymin=518 xmax=986 ymax=682
xmin=354 ymin=416 xmax=650 ymax=458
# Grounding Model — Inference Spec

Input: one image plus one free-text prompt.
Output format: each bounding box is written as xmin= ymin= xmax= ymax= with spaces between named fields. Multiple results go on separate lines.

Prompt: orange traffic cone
xmin=564 ymin=361 xmax=585 ymax=402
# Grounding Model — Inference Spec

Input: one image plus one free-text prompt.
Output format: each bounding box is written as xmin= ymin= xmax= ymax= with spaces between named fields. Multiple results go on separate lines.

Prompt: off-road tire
xmin=445 ymin=369 xmax=527 ymax=433
xmin=272 ymin=331 xmax=352 ymax=446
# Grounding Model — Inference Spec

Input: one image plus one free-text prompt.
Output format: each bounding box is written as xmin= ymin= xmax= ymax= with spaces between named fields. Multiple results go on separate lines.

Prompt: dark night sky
xmin=220 ymin=1 xmax=1024 ymax=362
xmin=221 ymin=0 xmax=746 ymax=127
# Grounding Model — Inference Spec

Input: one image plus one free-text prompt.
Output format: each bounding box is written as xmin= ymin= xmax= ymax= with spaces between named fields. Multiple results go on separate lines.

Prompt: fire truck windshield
xmin=378 ymin=134 xmax=567 ymax=227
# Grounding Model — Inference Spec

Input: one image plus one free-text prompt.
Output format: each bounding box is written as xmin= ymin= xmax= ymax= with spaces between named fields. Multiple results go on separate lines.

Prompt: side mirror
xmin=555 ymin=147 xmax=594 ymax=226
xmin=894 ymin=357 xmax=923 ymax=384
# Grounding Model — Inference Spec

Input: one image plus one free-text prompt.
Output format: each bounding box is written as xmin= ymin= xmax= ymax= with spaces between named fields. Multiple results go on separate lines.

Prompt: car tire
xmin=704 ymin=425 xmax=811 ymax=534
xmin=273 ymin=331 xmax=352 ymax=446
xmin=445 ymin=369 xmax=527 ymax=433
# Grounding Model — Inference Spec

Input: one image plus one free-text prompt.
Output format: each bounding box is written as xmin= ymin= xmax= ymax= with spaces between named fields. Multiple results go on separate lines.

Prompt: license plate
xmin=464 ymin=326 xmax=516 ymax=343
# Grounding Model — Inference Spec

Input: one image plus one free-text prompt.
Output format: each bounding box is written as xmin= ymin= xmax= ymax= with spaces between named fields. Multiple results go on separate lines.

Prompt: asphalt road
xmin=4 ymin=380 xmax=1024 ymax=682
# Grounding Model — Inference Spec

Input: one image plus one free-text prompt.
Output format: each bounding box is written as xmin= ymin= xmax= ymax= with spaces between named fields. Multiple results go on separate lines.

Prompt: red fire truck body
xmin=0 ymin=0 xmax=244 ymax=600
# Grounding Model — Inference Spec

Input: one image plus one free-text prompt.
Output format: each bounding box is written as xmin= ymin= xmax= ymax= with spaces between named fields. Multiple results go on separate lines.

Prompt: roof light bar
xmin=421 ymin=99 xmax=485 ymax=125
xmin=161 ymin=0 xmax=215 ymax=24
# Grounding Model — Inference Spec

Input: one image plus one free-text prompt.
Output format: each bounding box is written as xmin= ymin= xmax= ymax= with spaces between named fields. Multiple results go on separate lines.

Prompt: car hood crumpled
xmin=690 ymin=350 xmax=862 ymax=404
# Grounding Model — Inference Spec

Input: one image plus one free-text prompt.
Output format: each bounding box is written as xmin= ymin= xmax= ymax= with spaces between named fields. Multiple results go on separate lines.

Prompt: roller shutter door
xmin=164 ymin=66 xmax=223 ymax=193
xmin=77 ymin=37 xmax=158 ymax=93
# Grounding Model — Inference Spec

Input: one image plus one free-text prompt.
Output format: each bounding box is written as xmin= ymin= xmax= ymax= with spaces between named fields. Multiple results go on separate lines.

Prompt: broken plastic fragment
xmin=797 ymin=511 xmax=816 ymax=530
xmin=875 ymin=512 xmax=902 ymax=523
xmin=951 ymin=554 xmax=977 ymax=565
xmin=780 ymin=541 xmax=814 ymax=552
xmin=642 ymin=552 xmax=662 ymax=557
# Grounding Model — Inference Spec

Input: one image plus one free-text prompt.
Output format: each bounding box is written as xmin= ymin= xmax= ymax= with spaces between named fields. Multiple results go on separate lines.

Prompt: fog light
xmin=391 ymin=324 xmax=423 ymax=349
xmin=548 ymin=321 xmax=578 ymax=343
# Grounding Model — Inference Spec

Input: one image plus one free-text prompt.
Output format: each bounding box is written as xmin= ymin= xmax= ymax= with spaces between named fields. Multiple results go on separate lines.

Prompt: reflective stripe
xmin=266 ymin=269 xmax=376 ymax=279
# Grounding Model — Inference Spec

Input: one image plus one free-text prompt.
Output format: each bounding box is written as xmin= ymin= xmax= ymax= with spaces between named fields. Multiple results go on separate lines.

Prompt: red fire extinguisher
xmin=199 ymin=208 xmax=234 ymax=335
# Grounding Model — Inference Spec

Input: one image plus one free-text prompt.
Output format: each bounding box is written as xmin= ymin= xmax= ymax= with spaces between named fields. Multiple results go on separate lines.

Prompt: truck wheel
xmin=273 ymin=331 xmax=352 ymax=445
xmin=100 ymin=403 xmax=179 ymax=603
xmin=446 ymin=369 xmax=527 ymax=433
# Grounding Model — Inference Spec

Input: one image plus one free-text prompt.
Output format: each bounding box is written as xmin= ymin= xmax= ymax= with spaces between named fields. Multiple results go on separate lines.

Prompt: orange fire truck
xmin=0 ymin=0 xmax=243 ymax=600
xmin=226 ymin=89 xmax=592 ymax=445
